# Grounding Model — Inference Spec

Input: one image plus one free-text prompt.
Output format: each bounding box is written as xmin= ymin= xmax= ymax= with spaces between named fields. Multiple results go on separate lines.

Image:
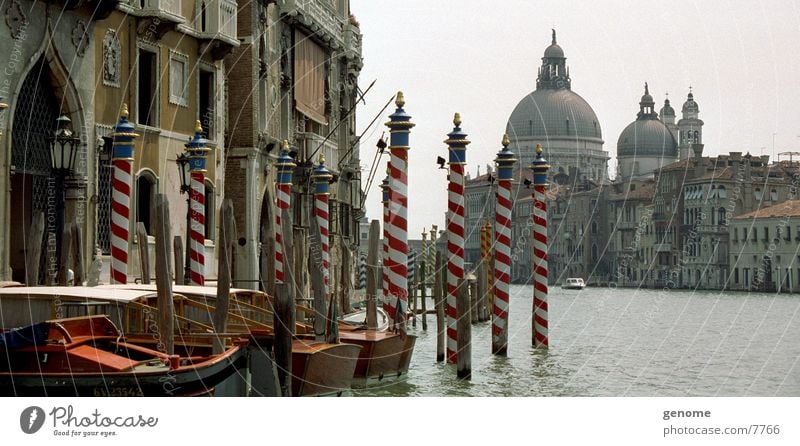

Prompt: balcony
xmin=296 ymin=132 xmax=338 ymax=170
xmin=120 ymin=0 xmax=186 ymax=39
xmin=343 ymin=22 xmax=363 ymax=67
xmin=654 ymin=243 xmax=672 ymax=253
xmin=616 ymin=221 xmax=638 ymax=230
xmin=696 ymin=224 xmax=729 ymax=234
xmin=191 ymin=0 xmax=239 ymax=59
xmin=280 ymin=0 xmax=345 ymax=49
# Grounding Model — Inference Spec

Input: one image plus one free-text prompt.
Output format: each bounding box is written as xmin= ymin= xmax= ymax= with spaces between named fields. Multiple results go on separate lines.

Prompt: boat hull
xmin=0 ymin=345 xmax=248 ymax=397
xmin=291 ymin=341 xmax=361 ymax=396
xmin=339 ymin=331 xmax=416 ymax=387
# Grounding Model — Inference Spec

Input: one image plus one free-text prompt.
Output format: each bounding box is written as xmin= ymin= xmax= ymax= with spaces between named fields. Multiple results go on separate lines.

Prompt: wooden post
xmin=273 ymin=205 xmax=296 ymax=396
xmin=434 ymin=250 xmax=445 ymax=362
xmin=341 ymin=244 xmax=351 ymax=313
xmin=411 ymin=272 xmax=417 ymax=328
xmin=136 ymin=222 xmax=151 ymax=284
xmin=470 ymin=276 xmax=478 ymax=324
xmin=173 ymin=236 xmax=185 ymax=285
xmin=262 ymin=221 xmax=276 ymax=297
xmin=309 ymin=209 xmax=327 ymax=341
xmin=58 ymin=225 xmax=72 ymax=286
xmin=478 ymin=263 xmax=488 ymax=322
xmin=365 ymin=220 xmax=380 ymax=330
xmin=153 ymin=194 xmax=174 ymax=356
xmin=420 ymin=259 xmax=428 ymax=330
xmin=213 ymin=199 xmax=236 ymax=354
xmin=456 ymin=279 xmax=471 ymax=380
xmin=70 ymin=223 xmax=84 ymax=286
xmin=25 ymin=212 xmax=45 ymax=286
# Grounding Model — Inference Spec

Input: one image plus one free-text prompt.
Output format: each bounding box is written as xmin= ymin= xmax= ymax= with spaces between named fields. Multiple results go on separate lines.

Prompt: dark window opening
xmin=137 ymin=48 xmax=158 ymax=127
xmin=199 ymin=69 xmax=214 ymax=136
xmin=136 ymin=174 xmax=155 ymax=235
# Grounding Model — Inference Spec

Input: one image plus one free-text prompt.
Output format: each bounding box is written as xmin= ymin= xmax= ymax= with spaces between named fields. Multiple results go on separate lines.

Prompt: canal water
xmin=354 ymin=285 xmax=800 ymax=396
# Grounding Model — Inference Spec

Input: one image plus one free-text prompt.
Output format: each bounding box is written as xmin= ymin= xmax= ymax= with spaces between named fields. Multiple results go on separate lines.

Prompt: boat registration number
xmin=92 ymin=387 xmax=145 ymax=397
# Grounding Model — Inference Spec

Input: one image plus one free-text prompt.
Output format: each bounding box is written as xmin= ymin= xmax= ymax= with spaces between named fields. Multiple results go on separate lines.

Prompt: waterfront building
xmin=606 ymin=180 xmax=656 ymax=287
xmin=0 ymin=1 xmax=235 ymax=283
xmin=224 ymin=1 xmax=364 ymax=301
xmin=729 ymin=200 xmax=800 ymax=292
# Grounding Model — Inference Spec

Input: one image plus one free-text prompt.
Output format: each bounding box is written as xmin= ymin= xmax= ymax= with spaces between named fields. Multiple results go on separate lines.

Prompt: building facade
xmin=0 ymin=0 xmax=235 ymax=283
xmin=224 ymin=0 xmax=364 ymax=302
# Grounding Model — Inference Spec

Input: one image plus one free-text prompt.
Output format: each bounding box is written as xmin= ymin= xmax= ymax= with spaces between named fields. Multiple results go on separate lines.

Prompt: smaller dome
xmin=544 ymin=29 xmax=565 ymax=58
xmin=640 ymin=82 xmax=654 ymax=105
xmin=544 ymin=44 xmax=564 ymax=58
xmin=682 ymin=93 xmax=699 ymax=114
xmin=617 ymin=119 xmax=678 ymax=157
xmin=660 ymin=99 xmax=675 ymax=117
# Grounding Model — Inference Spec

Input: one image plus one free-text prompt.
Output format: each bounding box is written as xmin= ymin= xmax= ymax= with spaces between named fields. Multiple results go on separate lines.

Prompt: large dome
xmin=617 ymin=119 xmax=677 ymax=157
xmin=505 ymin=88 xmax=603 ymax=140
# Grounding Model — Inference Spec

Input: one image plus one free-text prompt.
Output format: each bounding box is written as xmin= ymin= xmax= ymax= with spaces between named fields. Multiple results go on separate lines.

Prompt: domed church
xmin=505 ymin=30 xmax=609 ymax=183
xmin=617 ymin=84 xmax=703 ymax=179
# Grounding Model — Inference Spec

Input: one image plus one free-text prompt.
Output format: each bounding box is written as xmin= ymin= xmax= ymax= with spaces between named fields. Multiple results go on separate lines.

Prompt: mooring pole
xmin=493 ymin=134 xmax=516 ymax=355
xmin=385 ymin=92 xmax=414 ymax=335
xmin=531 ymin=143 xmax=550 ymax=349
xmin=110 ymin=104 xmax=138 ymax=284
xmin=275 ymin=140 xmax=296 ymax=286
xmin=311 ymin=154 xmax=334 ymax=341
xmin=434 ymin=250 xmax=445 ymax=362
xmin=380 ymin=171 xmax=390 ymax=314
xmin=445 ymin=113 xmax=469 ymax=364
xmin=420 ymin=230 xmax=428 ymax=330
xmin=456 ymin=279 xmax=471 ymax=380
xmin=186 ymin=121 xmax=211 ymax=286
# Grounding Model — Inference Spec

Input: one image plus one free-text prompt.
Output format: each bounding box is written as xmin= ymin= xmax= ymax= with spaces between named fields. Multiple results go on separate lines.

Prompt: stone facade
xmin=0 ymin=1 xmax=234 ymax=284
xmin=224 ymin=0 xmax=364 ymax=303
xmin=728 ymin=200 xmax=800 ymax=292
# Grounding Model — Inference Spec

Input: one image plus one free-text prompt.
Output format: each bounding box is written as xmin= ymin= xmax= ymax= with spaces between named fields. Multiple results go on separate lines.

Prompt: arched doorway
xmin=9 ymin=58 xmax=62 ymax=283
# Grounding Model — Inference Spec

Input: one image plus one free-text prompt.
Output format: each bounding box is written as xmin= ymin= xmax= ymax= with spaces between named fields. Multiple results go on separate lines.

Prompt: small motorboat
xmin=562 ymin=278 xmax=586 ymax=290
xmin=339 ymin=307 xmax=391 ymax=332
xmin=0 ymin=315 xmax=247 ymax=397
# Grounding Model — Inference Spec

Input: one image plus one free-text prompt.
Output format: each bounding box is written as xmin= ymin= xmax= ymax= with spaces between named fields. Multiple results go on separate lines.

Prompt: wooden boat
xmin=562 ymin=278 xmax=586 ymax=290
xmin=98 ymin=284 xmax=361 ymax=396
xmin=0 ymin=314 xmax=247 ymax=397
xmin=298 ymin=306 xmax=416 ymax=387
xmin=0 ymin=286 xmax=250 ymax=396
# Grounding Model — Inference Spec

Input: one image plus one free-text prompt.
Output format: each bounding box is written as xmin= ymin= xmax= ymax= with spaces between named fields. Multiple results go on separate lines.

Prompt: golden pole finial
xmin=395 ymin=91 xmax=405 ymax=108
xmin=536 ymin=143 xmax=543 ymax=154
xmin=453 ymin=112 xmax=461 ymax=127
xmin=502 ymin=133 xmax=510 ymax=147
xmin=282 ymin=139 xmax=289 ymax=150
xmin=121 ymin=103 xmax=129 ymax=119
xmin=194 ymin=120 xmax=203 ymax=133
xmin=318 ymin=153 xmax=325 ymax=164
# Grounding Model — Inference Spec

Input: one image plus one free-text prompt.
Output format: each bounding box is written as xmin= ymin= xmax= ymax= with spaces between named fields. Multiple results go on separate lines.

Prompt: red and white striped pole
xmin=384 ymin=92 xmax=414 ymax=334
xmin=186 ymin=121 xmax=211 ymax=286
xmin=380 ymin=171 xmax=390 ymax=314
xmin=274 ymin=140 xmax=295 ymax=284
xmin=445 ymin=113 xmax=469 ymax=364
xmin=492 ymin=134 xmax=516 ymax=355
xmin=312 ymin=154 xmax=333 ymax=294
xmin=531 ymin=143 xmax=550 ymax=348
xmin=110 ymin=104 xmax=138 ymax=284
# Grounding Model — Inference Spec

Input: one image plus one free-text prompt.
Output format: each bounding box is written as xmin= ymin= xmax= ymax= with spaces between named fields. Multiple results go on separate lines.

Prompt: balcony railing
xmin=133 ymin=0 xmax=183 ymax=18
xmin=281 ymin=0 xmax=345 ymax=48
xmin=194 ymin=0 xmax=238 ymax=45
xmin=654 ymin=243 xmax=672 ymax=253
xmin=122 ymin=0 xmax=185 ymax=25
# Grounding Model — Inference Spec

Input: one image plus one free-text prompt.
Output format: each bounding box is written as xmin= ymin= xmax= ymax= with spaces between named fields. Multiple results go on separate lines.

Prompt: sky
xmin=350 ymin=0 xmax=800 ymax=237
